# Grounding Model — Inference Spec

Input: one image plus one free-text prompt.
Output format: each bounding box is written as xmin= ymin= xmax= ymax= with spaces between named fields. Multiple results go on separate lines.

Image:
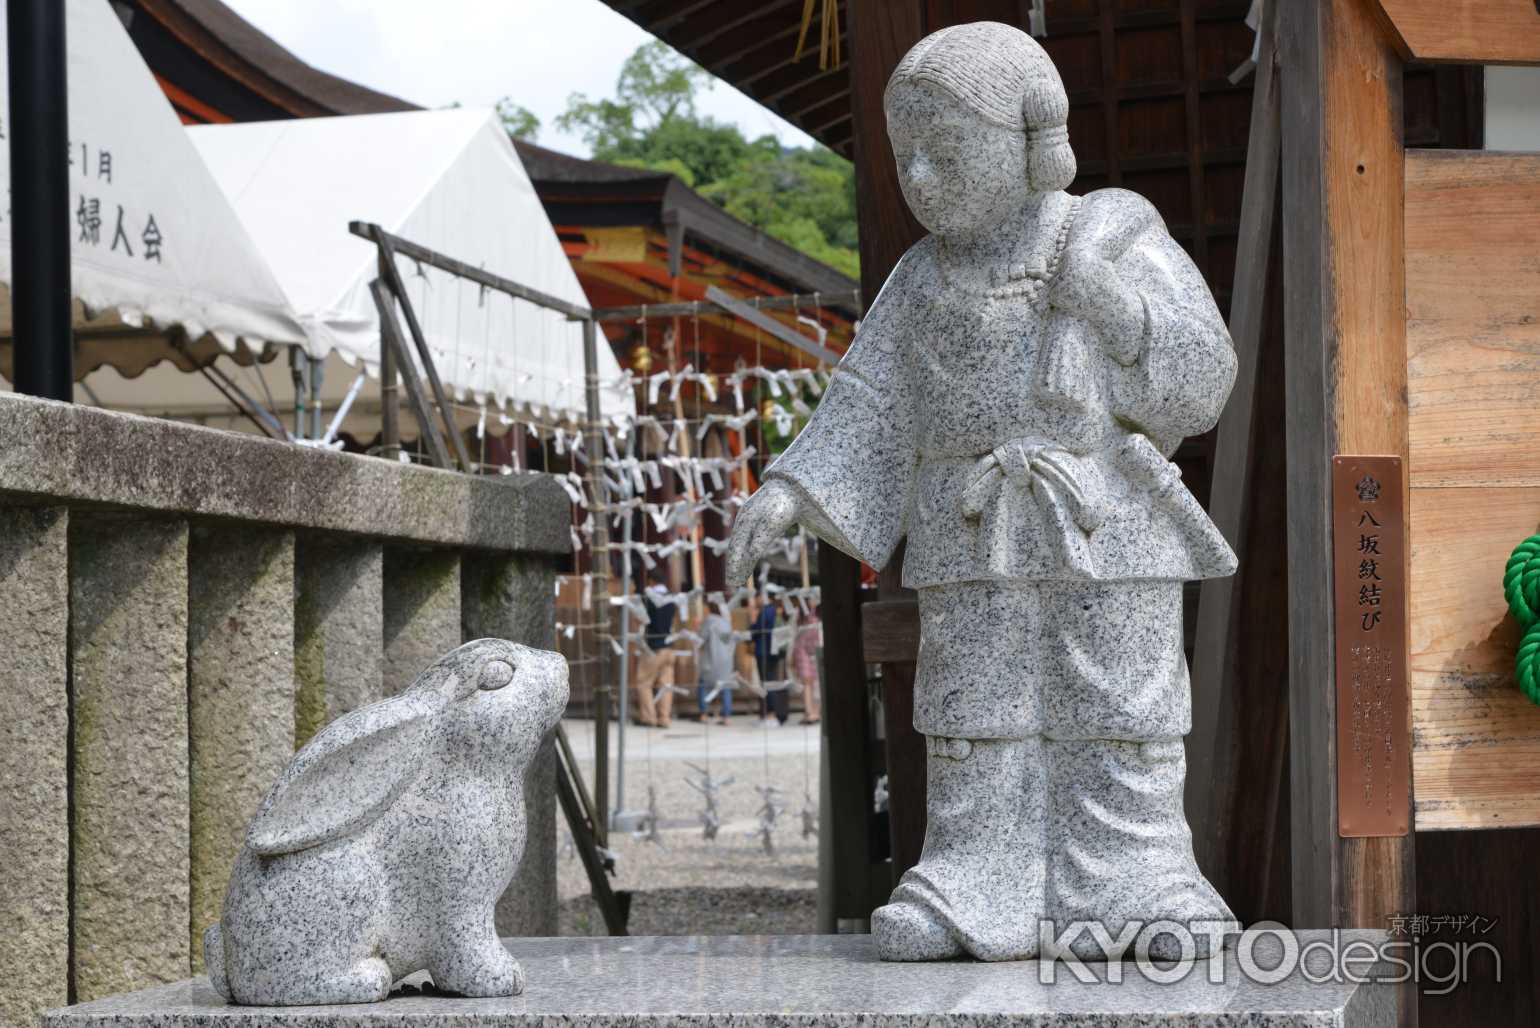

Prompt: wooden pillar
xmin=1278 ymin=0 xmax=1414 ymax=936
xmin=1186 ymin=0 xmax=1292 ymax=925
xmin=844 ymin=0 xmax=929 ymax=893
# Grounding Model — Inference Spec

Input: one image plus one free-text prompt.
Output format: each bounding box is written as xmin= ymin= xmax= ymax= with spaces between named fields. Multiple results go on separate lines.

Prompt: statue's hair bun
xmin=887 ymin=21 xmax=1076 ymax=192
xmin=1024 ymin=87 xmax=1076 ymax=193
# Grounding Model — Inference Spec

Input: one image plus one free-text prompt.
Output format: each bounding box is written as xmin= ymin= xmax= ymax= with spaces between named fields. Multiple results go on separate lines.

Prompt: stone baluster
xmin=294 ymin=537 xmax=384 ymax=744
xmin=0 ymin=507 xmax=69 ymax=1028
xmin=69 ymin=516 xmax=190 ymax=1001
xmin=187 ymin=526 xmax=296 ymax=973
xmin=383 ymin=548 xmax=462 ymax=695
xmin=462 ymin=554 xmax=560 ymax=936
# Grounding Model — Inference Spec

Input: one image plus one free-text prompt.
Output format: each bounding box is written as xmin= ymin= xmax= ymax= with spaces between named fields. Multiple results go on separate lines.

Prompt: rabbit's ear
xmin=246 ymin=692 xmax=442 ymax=856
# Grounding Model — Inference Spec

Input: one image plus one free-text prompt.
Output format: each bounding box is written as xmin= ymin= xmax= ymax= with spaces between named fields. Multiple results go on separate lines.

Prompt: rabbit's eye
xmin=478 ymin=659 xmax=515 ymax=691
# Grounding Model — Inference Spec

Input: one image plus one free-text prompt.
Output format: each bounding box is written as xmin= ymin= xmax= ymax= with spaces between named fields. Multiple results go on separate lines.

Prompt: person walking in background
xmin=634 ymin=567 xmax=677 ymax=728
xmin=749 ymin=592 xmax=787 ymax=726
xmin=791 ymin=605 xmax=823 ymax=725
xmin=695 ymin=606 xmax=736 ymax=725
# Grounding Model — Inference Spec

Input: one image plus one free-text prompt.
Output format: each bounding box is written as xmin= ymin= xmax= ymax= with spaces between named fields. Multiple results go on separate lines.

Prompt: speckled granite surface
xmin=44 ymin=933 xmax=1396 ymax=1028
xmin=724 ymin=19 xmax=1240 ymax=963
xmin=202 ymin=641 xmax=569 ymax=1006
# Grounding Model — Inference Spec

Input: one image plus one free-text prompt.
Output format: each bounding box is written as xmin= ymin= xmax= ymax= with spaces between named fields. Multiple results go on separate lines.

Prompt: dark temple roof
xmin=123 ymin=0 xmax=415 ymax=120
xmin=121 ymin=0 xmax=857 ymax=307
xmin=597 ymin=1 xmax=852 ymax=158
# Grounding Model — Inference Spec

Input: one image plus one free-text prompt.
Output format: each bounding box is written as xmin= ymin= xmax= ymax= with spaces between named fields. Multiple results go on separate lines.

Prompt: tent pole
xmin=7 ymin=0 xmax=72 ymax=399
xmin=289 ymin=348 xmax=307 ymax=440
xmin=309 ymin=355 xmax=325 ymax=440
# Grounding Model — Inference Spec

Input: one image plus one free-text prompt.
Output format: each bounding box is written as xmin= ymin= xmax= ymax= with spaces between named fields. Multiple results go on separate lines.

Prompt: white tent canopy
xmin=0 ymin=0 xmax=304 ymax=369
xmin=189 ymin=109 xmax=633 ymax=424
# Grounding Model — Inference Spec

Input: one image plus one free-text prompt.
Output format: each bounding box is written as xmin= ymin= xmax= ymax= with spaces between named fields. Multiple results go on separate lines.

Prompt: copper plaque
xmin=1332 ymin=455 xmax=1410 ymax=838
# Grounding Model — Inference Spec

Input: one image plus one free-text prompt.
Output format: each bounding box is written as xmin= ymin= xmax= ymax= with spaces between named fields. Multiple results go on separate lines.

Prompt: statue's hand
xmin=726 ymin=479 xmax=801 ymax=586
xmin=1050 ymin=250 xmax=1146 ymax=364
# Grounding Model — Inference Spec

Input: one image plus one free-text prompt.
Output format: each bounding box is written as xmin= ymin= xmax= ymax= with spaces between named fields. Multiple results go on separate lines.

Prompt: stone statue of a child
xmin=726 ymin=21 xmax=1238 ymax=962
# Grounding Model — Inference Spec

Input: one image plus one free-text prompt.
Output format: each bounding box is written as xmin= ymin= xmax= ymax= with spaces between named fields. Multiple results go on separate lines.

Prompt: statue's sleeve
xmin=763 ymin=252 xmax=919 ymax=572
xmin=1087 ymin=191 xmax=1237 ymax=455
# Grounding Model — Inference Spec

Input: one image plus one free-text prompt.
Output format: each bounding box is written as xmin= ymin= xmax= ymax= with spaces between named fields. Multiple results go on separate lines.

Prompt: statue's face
xmin=885 ymin=79 xmax=1030 ymax=238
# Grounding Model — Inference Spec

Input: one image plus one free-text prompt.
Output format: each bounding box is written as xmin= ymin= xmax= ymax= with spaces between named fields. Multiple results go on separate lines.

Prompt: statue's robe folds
xmin=765 ymin=188 xmax=1238 ymax=741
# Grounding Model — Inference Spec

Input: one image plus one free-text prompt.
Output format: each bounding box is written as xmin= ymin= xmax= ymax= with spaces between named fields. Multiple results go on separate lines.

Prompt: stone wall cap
xmin=43 ymin=933 xmax=1397 ymax=1027
xmin=0 ymin=394 xmax=569 ymax=554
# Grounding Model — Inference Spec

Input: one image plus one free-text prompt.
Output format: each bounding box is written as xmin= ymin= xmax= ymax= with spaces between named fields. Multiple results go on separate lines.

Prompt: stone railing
xmin=0 ymin=394 xmax=570 ymax=1028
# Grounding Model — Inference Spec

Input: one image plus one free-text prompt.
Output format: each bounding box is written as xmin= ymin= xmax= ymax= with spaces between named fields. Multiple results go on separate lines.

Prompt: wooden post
xmin=582 ymin=317 xmax=612 ymax=842
xmin=1186 ymin=0 xmax=1293 ymax=921
xmin=1278 ymin=0 xmax=1415 ymax=947
xmin=379 ymin=300 xmax=401 ymax=461
xmin=371 ymin=226 xmax=474 ymax=472
xmin=369 ymin=279 xmax=452 ymax=470
xmin=844 ymin=0 xmax=930 ymax=894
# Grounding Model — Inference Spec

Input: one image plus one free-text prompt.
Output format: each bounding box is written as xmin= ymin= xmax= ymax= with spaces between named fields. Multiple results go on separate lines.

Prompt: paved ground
xmin=557 ymin=715 xmax=822 ymax=936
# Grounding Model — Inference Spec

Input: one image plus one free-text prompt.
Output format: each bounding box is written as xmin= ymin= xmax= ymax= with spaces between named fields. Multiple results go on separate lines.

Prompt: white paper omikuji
xmin=696 ymin=409 xmax=757 ymax=441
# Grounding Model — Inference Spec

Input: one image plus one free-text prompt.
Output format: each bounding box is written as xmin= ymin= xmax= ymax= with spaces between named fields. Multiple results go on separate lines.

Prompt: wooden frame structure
xmin=703 ymin=0 xmax=1490 ymax=951
xmin=1192 ymin=2 xmax=1540 ymax=1023
xmin=350 ymin=220 xmax=633 ymax=935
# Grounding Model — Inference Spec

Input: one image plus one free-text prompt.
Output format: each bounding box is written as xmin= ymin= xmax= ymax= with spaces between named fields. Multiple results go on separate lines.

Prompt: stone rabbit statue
xmin=203 ymin=639 xmax=569 ymax=1006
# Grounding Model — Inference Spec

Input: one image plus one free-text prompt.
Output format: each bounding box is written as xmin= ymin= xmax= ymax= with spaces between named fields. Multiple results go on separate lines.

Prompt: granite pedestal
xmin=43 ymin=934 xmax=1397 ymax=1028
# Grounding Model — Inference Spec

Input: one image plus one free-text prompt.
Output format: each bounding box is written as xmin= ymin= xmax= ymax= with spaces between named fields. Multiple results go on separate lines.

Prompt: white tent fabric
xmin=0 ymin=0 xmax=304 ymax=353
xmin=189 ymin=109 xmax=633 ymax=423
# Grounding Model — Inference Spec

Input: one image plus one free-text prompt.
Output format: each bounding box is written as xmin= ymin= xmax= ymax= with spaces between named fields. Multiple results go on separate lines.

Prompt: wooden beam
xmin=368 ymin=279 xmax=452 ymax=470
xmin=1187 ymin=0 xmax=1281 ymax=895
xmin=846 ymin=0 xmax=929 ymax=899
xmin=1178 ymin=0 xmax=1209 ymax=278
xmin=671 ymin=0 xmax=800 ymax=52
xmin=1096 ymin=1 xmax=1123 ymax=187
xmin=704 ymin=286 xmax=843 ymax=365
xmin=758 ymin=59 xmax=849 ymax=107
xmin=717 ymin=33 xmax=813 ymax=90
xmin=811 ymin=108 xmax=855 ymax=140
xmin=1278 ymin=0 xmax=1414 ymax=948
xmin=1404 ymin=150 xmax=1540 ymax=831
xmin=351 ymin=222 xmax=590 ymax=320
xmin=591 ymin=290 xmax=861 ymax=322
xmin=819 ymin=544 xmax=880 ymax=924
xmin=860 ymin=599 xmax=919 ymax=664
xmin=630 ymin=0 xmax=717 ymax=34
xmin=1374 ymin=0 xmax=1540 ymax=65
xmin=875 ymin=547 xmax=924 ymax=883
xmin=370 ymin=227 xmax=475 ymax=472
xmin=780 ymin=79 xmax=852 ymax=121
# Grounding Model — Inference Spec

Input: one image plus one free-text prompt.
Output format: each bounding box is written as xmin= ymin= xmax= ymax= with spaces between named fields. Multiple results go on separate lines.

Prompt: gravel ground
xmin=559 ymin=887 xmax=818 ymax=937
xmin=557 ymin=717 xmax=822 ymax=936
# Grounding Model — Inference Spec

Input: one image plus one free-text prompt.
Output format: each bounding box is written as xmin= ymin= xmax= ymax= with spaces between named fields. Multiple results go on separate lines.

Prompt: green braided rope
xmin=1505 ymin=534 xmax=1540 ymax=706
xmin=1518 ymin=622 xmax=1540 ymax=707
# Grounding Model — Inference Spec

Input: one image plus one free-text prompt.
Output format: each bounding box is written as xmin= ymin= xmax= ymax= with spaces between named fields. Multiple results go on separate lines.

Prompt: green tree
xmin=702 ymin=145 xmax=859 ymax=273
xmin=495 ymin=98 xmax=541 ymax=141
xmin=557 ymin=41 xmax=712 ymax=151
xmin=554 ymin=41 xmax=859 ymax=277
